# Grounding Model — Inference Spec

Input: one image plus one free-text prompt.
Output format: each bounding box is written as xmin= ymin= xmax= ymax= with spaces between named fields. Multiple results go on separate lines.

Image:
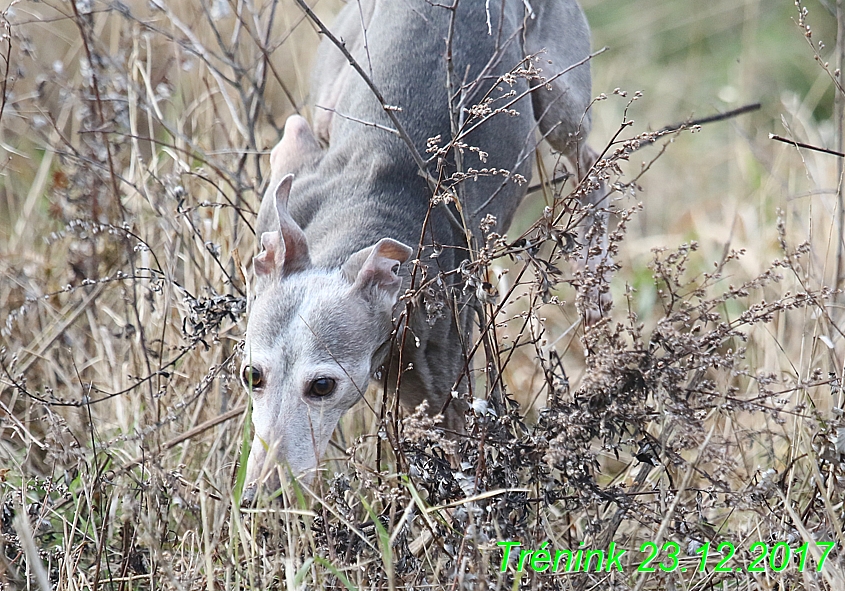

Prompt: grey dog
xmin=241 ymin=0 xmax=602 ymax=496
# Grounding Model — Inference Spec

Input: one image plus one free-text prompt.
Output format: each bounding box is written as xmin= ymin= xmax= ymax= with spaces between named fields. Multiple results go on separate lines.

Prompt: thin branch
xmin=658 ymin=102 xmax=761 ymax=133
xmin=314 ymin=105 xmax=400 ymax=136
xmin=118 ymin=404 xmax=247 ymax=473
xmin=770 ymin=133 xmax=845 ymax=158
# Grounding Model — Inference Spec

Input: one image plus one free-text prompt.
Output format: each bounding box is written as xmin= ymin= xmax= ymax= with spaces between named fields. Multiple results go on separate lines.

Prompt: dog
xmin=240 ymin=0 xmax=602 ymax=497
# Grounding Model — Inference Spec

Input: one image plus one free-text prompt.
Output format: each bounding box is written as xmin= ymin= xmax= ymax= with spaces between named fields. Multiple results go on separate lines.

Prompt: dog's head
xmin=241 ymin=173 xmax=412 ymax=497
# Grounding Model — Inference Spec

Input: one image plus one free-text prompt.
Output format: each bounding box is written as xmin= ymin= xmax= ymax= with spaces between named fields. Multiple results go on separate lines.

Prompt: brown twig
xmin=770 ymin=133 xmax=845 ymax=157
xmin=118 ymin=404 xmax=247 ymax=474
xmin=626 ymin=102 xmax=762 ymax=153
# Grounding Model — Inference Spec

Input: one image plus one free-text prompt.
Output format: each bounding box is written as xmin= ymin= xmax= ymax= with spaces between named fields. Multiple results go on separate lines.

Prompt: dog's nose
xmin=240 ymin=456 xmax=285 ymax=505
xmin=240 ymin=482 xmax=258 ymax=507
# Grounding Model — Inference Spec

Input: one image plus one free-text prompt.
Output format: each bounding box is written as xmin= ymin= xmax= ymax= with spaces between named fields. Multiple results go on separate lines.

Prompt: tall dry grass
xmin=1 ymin=0 xmax=845 ymax=589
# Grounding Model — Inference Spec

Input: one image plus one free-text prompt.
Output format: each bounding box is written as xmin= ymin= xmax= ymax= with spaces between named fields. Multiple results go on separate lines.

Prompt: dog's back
xmin=288 ymin=2 xmax=534 ymax=264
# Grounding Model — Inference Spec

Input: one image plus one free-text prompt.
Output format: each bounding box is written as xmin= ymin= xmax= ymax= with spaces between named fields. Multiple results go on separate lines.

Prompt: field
xmin=2 ymin=0 xmax=845 ymax=589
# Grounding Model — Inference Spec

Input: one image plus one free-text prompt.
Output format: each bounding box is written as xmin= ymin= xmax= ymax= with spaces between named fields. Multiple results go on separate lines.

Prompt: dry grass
xmin=2 ymin=0 xmax=845 ymax=589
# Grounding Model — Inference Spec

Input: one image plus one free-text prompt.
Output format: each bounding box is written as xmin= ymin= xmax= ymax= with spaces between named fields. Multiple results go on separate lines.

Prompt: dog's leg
xmin=524 ymin=0 xmax=593 ymax=153
xmin=524 ymin=0 xmax=611 ymax=323
xmin=384 ymin=301 xmax=470 ymax=437
xmin=271 ymin=115 xmax=322 ymax=179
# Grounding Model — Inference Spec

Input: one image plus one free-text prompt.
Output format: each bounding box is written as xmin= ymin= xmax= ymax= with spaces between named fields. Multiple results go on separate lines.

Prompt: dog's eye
xmin=242 ymin=365 xmax=264 ymax=390
xmin=308 ymin=377 xmax=336 ymax=397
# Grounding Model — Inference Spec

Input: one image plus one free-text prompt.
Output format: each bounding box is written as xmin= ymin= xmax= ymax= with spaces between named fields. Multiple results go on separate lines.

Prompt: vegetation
xmin=2 ymin=0 xmax=845 ymax=588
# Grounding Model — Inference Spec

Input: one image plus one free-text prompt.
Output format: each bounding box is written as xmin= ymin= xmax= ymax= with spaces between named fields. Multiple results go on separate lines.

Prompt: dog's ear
xmin=253 ymin=231 xmax=284 ymax=277
xmin=343 ymin=238 xmax=413 ymax=308
xmin=253 ymin=175 xmax=311 ymax=280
